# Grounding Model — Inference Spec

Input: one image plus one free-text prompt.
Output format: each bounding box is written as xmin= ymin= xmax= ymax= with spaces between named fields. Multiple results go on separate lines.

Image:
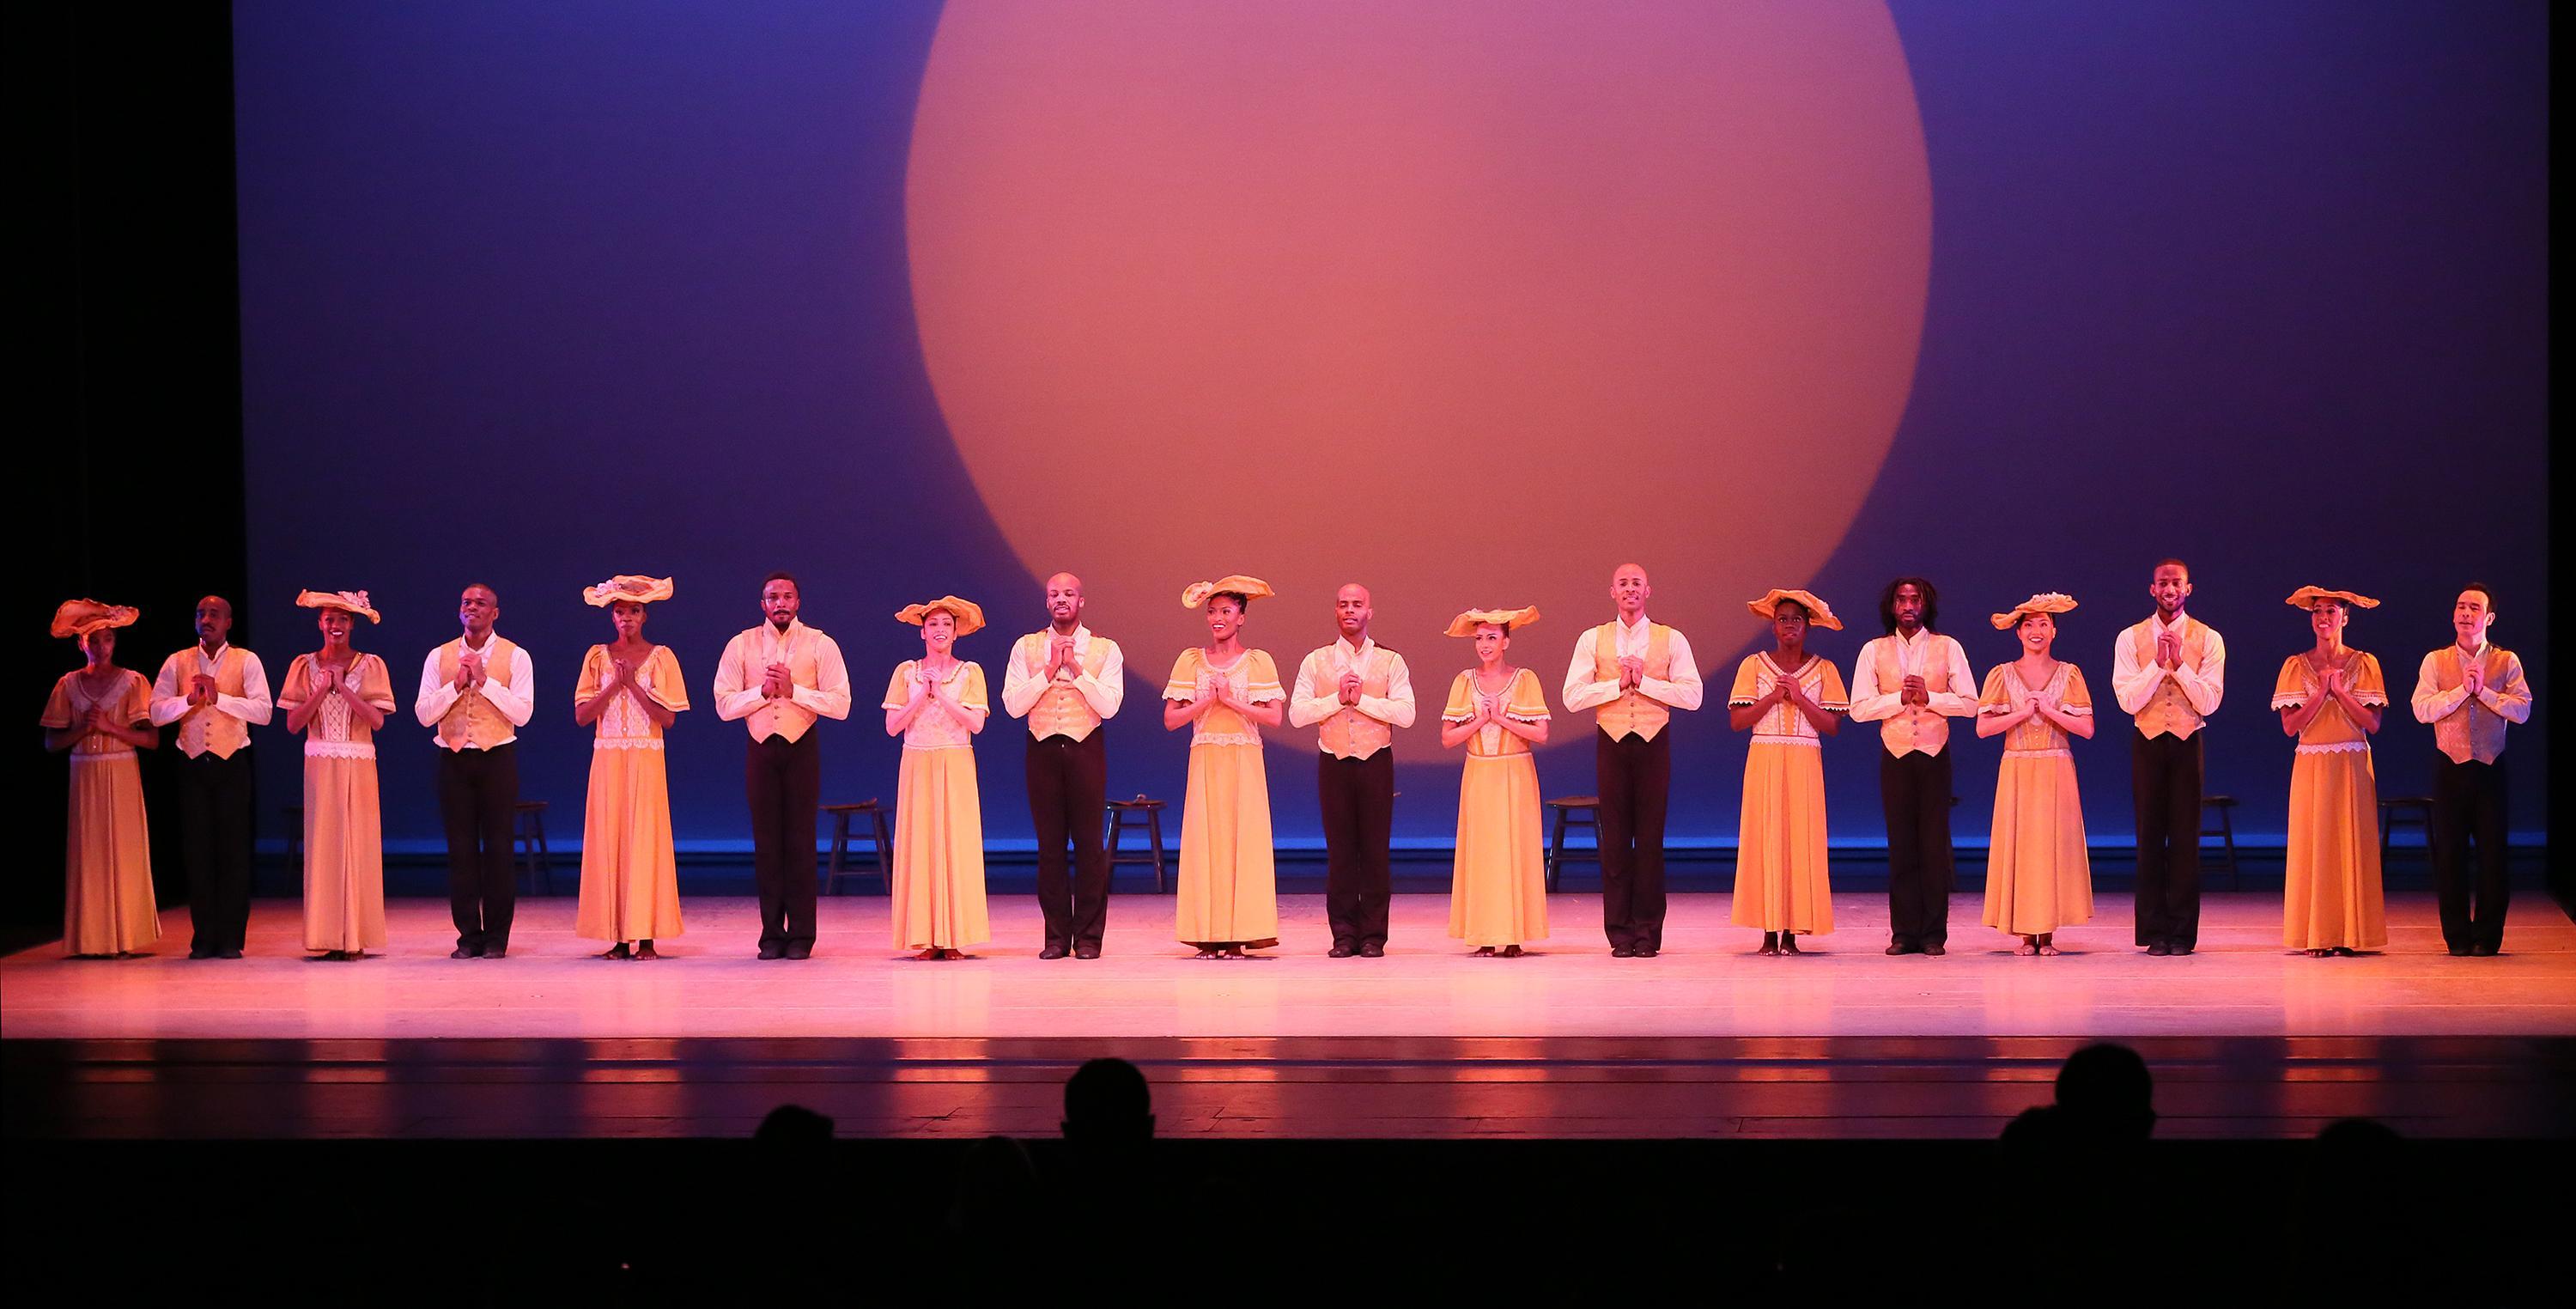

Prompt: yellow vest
xmin=1314 ymin=645 xmax=1397 ymax=759
xmin=2425 ymin=644 xmax=2515 ymax=764
xmin=1024 ymin=634 xmax=1113 ymax=742
xmin=1871 ymin=633 xmax=1959 ymax=757
xmin=1593 ymin=623 xmax=1674 ymax=741
xmin=174 ymin=646 xmax=255 ymax=759
xmin=434 ymin=635 xmax=521 ymax=750
xmin=2130 ymin=618 xmax=2212 ymax=740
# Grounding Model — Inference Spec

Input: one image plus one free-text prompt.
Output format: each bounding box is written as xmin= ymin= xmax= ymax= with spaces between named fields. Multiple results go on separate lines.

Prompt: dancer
xmin=1561 ymin=563 xmax=1703 ymax=957
xmin=574 ymin=576 xmax=686 ymax=959
xmin=2274 ymin=588 xmax=2387 ymax=958
xmin=1848 ymin=577 xmax=1978 ymax=956
xmin=1976 ymin=594 xmax=2094 ymax=955
xmin=1439 ymin=607 xmax=1550 ymax=957
xmin=1289 ymin=583 xmax=1417 ymax=957
xmin=40 ymin=600 xmax=159 ymax=958
xmin=999 ymin=573 xmax=1123 ymax=959
xmin=1728 ymin=588 xmax=1847 ymax=954
xmin=278 ymin=590 xmax=394 ymax=960
xmin=2111 ymin=559 xmax=2227 ymax=956
xmin=714 ymin=571 xmax=850 ymax=960
xmin=149 ymin=595 xmax=271 ymax=959
xmin=2409 ymin=584 xmax=2531 ymax=957
xmin=884 ymin=596 xmax=991 ymax=960
xmin=1163 ymin=576 xmax=1285 ymax=959
xmin=413 ymin=583 xmax=532 ymax=959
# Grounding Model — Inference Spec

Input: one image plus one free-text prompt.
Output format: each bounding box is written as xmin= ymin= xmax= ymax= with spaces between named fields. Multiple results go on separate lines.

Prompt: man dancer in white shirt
xmin=1848 ymin=577 xmax=1978 ymax=956
xmin=1561 ymin=564 xmax=1704 ymax=957
xmin=1290 ymin=584 xmax=1417 ymax=958
xmin=2408 ymin=583 xmax=2533 ymax=956
xmin=1001 ymin=573 xmax=1126 ymax=959
xmin=414 ymin=583 xmax=535 ymax=959
xmin=148 ymin=595 xmax=273 ymax=959
xmin=2111 ymin=558 xmax=2226 ymax=956
xmin=714 ymin=572 xmax=852 ymax=959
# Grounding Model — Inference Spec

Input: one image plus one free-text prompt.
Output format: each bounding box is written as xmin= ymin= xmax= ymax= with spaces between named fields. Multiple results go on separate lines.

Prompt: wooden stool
xmin=1105 ymin=796 xmax=1170 ymax=893
xmin=2199 ymin=795 xmax=2240 ymax=890
xmin=822 ymin=801 xmax=893 ymax=894
xmin=2379 ymin=795 xmax=2435 ymax=865
xmin=1544 ymin=796 xmax=1601 ymax=893
xmin=513 ymin=800 xmax=552 ymax=895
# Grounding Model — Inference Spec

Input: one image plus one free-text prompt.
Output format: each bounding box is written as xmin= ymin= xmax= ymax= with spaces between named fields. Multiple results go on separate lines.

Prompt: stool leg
xmin=1147 ymin=813 xmax=1169 ymax=895
xmin=829 ymin=814 xmax=851 ymax=896
xmin=516 ymin=813 xmax=535 ymax=897
xmin=1547 ymin=808 xmax=1568 ymax=895
xmin=1106 ymin=813 xmax=1125 ymax=888
xmin=872 ymin=812 xmax=893 ymax=893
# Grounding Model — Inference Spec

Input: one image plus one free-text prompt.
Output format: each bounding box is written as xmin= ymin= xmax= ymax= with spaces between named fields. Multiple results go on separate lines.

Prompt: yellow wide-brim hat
xmin=584 ymin=575 xmax=676 ymax=606
xmin=2285 ymin=586 xmax=2379 ymax=610
xmin=1181 ymin=575 xmax=1275 ymax=608
xmin=295 ymin=589 xmax=380 ymax=624
xmin=50 ymin=599 xmax=139 ymax=640
xmin=1445 ymin=606 xmax=1540 ymax=637
xmin=896 ymin=595 xmax=986 ymax=636
xmin=1990 ymin=592 xmax=2079 ymax=630
xmin=1745 ymin=588 xmax=1842 ymax=630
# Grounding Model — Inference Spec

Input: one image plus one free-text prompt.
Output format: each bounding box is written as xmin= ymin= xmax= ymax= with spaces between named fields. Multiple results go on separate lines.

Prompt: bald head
xmin=1334 ymin=583 xmax=1373 ymax=640
xmin=193 ymin=595 xmax=234 ymax=650
xmin=1610 ymin=564 xmax=1651 ymax=617
xmin=1044 ymin=572 xmax=1085 ymax=631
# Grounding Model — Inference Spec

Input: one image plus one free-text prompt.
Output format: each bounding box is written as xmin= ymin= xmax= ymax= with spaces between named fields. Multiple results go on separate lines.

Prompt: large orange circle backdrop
xmin=907 ymin=1 xmax=1930 ymax=752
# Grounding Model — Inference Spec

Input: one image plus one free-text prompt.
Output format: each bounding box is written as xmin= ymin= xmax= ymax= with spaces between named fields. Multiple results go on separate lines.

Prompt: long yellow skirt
xmin=1449 ymin=753 xmax=1548 ymax=947
xmin=1176 ymin=741 xmax=1279 ymax=947
xmin=302 ymin=752 xmax=387 ymax=953
xmin=576 ymin=743 xmax=685 ymax=942
xmin=890 ymin=744 xmax=989 ymax=951
xmin=63 ymin=752 xmax=160 ymax=955
xmin=1733 ymin=740 xmax=1833 ymax=934
xmin=2284 ymin=747 xmax=2385 ymax=949
xmin=1982 ymin=752 xmax=2093 ymax=935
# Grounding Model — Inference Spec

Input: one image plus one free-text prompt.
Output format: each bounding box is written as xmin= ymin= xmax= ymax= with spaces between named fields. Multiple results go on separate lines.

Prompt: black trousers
xmin=178 ymin=750 xmax=254 ymax=953
xmin=2431 ymin=753 xmax=2510 ymax=952
xmin=1318 ymin=750 xmax=1395 ymax=949
xmin=437 ymin=743 xmax=519 ymax=953
xmin=1596 ymin=728 xmax=1672 ymax=950
xmin=2130 ymin=730 xmax=2203 ymax=948
xmin=1026 ymin=732 xmax=1110 ymax=950
xmin=1880 ymin=748 xmax=1955 ymax=947
xmin=748 ymin=732 xmax=822 ymax=950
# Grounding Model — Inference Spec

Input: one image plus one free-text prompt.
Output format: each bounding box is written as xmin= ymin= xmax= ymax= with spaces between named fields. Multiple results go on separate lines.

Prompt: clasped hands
xmin=2155 ymin=631 xmax=2184 ymax=672
xmin=1900 ymin=673 xmax=1929 ymax=707
xmin=451 ymin=651 xmax=486 ymax=692
xmin=186 ymin=672 xmax=219 ymax=707
xmin=761 ymin=661 xmax=794 ymax=699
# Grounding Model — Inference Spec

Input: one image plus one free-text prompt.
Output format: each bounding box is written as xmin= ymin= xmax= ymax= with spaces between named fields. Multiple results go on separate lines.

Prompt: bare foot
xmin=1473 ymin=947 xmax=1497 ymax=957
xmin=635 ymin=941 xmax=661 ymax=960
xmin=1193 ymin=947 xmax=1221 ymax=959
xmin=1223 ymin=944 xmax=1247 ymax=959
xmin=1500 ymin=944 xmax=1524 ymax=959
xmin=2016 ymin=937 xmax=2039 ymax=956
xmin=917 ymin=947 xmax=944 ymax=960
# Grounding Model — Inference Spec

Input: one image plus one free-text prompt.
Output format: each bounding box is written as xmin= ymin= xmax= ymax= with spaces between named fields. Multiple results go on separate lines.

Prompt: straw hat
xmin=896 ymin=595 xmax=987 ymax=636
xmin=2284 ymin=586 xmax=2379 ymax=610
xmin=295 ymin=589 xmax=380 ymax=623
xmin=1744 ymin=588 xmax=1842 ymax=630
xmin=584 ymin=575 xmax=675 ymax=606
xmin=1181 ymin=575 xmax=1274 ymax=608
xmin=1444 ymin=606 xmax=1541 ymax=637
xmin=50 ymin=599 xmax=139 ymax=640
xmin=1990 ymin=592 xmax=2079 ymax=630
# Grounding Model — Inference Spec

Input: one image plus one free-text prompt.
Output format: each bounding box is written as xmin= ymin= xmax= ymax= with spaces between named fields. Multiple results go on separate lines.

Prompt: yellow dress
xmin=1445 ymin=667 xmax=1551 ymax=947
xmin=883 ymin=661 xmax=991 ymax=951
xmin=40 ymin=669 xmax=160 ymax=955
xmin=574 ymin=645 xmax=689 ymax=942
xmin=279 ymin=653 xmax=396 ymax=953
xmin=1166 ymin=647 xmax=1284 ymax=947
xmin=2275 ymin=652 xmax=2388 ymax=950
xmin=1978 ymin=661 xmax=2094 ymax=935
xmin=1728 ymin=653 xmax=1847 ymax=934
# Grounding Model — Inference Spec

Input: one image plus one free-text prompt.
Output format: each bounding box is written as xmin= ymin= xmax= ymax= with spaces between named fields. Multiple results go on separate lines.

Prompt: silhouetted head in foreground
xmin=755 ymin=1103 xmax=835 ymax=1144
xmin=2055 ymin=1043 xmax=2155 ymax=1141
xmin=1062 ymin=1057 xmax=1154 ymax=1142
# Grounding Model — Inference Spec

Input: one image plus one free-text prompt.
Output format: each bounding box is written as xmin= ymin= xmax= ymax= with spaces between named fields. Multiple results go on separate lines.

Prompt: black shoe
xmin=2169 ymin=942 xmax=2194 ymax=956
xmin=189 ymin=946 xmax=215 ymax=960
xmin=1358 ymin=943 xmax=1384 ymax=958
xmin=2446 ymin=945 xmax=2470 ymax=957
xmin=2146 ymin=941 xmax=2171 ymax=956
xmin=757 ymin=943 xmax=787 ymax=960
xmin=1923 ymin=943 xmax=1946 ymax=957
xmin=483 ymin=947 xmax=507 ymax=959
xmin=1073 ymin=944 xmax=1101 ymax=959
xmin=1328 ymin=945 xmax=1357 ymax=959
xmin=449 ymin=947 xmax=477 ymax=959
xmin=783 ymin=942 xmax=813 ymax=960
xmin=1040 ymin=944 xmax=1071 ymax=959
xmin=217 ymin=948 xmax=242 ymax=959
xmin=1632 ymin=945 xmax=1658 ymax=959
xmin=2471 ymin=943 xmax=2499 ymax=957
xmin=1885 ymin=941 xmax=1914 ymax=955
xmin=1612 ymin=944 xmax=1636 ymax=958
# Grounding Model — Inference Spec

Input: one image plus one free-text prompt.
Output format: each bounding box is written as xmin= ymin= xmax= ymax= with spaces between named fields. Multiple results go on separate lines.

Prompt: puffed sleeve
xmin=1978 ymin=664 xmax=2012 ymax=715
xmin=1507 ymin=668 xmax=1550 ymax=721
xmin=2061 ymin=665 xmax=2093 ymax=715
xmin=359 ymin=655 xmax=397 ymax=713
xmin=574 ymin=646 xmax=604 ymax=709
xmin=118 ymin=671 xmax=150 ymax=724
xmin=39 ymin=674 xmax=74 ymax=729
xmin=1815 ymin=661 xmax=1849 ymax=711
xmin=276 ymin=655 xmax=313 ymax=716
xmin=1728 ymin=656 xmax=1760 ymax=707
xmin=1441 ymin=671 xmax=1475 ymax=722
xmin=1163 ymin=650 xmax=1200 ymax=702
xmin=2354 ymin=653 xmax=2388 ymax=707
xmin=882 ymin=662 xmax=914 ymax=711
xmin=2269 ymin=656 xmax=2309 ymax=710
xmin=962 ymin=663 xmax=989 ymax=714
xmin=651 ymin=647 xmax=690 ymax=712
xmin=1243 ymin=651 xmax=1285 ymax=703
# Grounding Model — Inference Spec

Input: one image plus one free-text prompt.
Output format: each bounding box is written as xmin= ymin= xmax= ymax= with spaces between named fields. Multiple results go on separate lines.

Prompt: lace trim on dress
xmin=70 ymin=748 xmax=134 ymax=763
xmin=592 ymin=738 xmax=664 ymax=751
xmin=2269 ymin=693 xmax=2306 ymax=710
xmin=305 ymin=740 xmax=376 ymax=760
xmin=2003 ymin=747 xmax=2072 ymax=759
xmin=902 ymin=740 xmax=972 ymax=752
xmin=1750 ymin=734 xmax=1821 ymax=747
xmin=2295 ymin=740 xmax=2371 ymax=756
xmin=1193 ymin=732 xmax=1261 ymax=748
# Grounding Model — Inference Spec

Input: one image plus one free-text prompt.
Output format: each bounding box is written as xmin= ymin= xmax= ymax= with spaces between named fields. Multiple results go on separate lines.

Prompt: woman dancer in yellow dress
xmin=1976 ymin=594 xmax=2095 ymax=955
xmin=39 ymin=600 xmax=160 ymax=958
xmin=1164 ymin=576 xmax=1285 ymax=959
xmin=884 ymin=596 xmax=992 ymax=959
xmin=1440 ymin=606 xmax=1551 ymax=957
xmin=574 ymin=575 xmax=688 ymax=959
xmin=1728 ymin=588 xmax=1847 ymax=954
xmin=279 ymin=590 xmax=395 ymax=960
xmin=2273 ymin=587 xmax=2388 ymax=958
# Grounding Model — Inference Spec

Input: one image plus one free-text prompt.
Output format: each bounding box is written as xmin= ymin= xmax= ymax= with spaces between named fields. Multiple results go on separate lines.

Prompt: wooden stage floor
xmin=7 ymin=893 xmax=2571 ymax=1140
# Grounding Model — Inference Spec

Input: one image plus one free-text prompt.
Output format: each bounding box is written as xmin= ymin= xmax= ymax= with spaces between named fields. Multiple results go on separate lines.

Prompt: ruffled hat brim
xmin=1745 ymin=588 xmax=1842 ymax=630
